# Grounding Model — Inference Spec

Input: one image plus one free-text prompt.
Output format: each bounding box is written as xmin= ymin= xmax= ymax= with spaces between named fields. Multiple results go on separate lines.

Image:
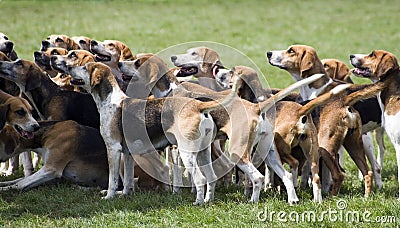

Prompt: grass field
xmin=1 ymin=0 xmax=400 ymax=227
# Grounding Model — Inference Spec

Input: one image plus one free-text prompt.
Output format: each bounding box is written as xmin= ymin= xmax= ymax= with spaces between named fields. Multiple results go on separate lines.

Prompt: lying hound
xmin=350 ymin=49 xmax=400 ymax=199
xmin=267 ymin=45 xmax=385 ymax=196
xmin=0 ymin=59 xmax=99 ymax=128
xmin=67 ymin=62 xmax=239 ymax=205
xmin=118 ymin=54 xmax=329 ymax=203
xmin=0 ymin=89 xmax=39 ymax=140
xmin=41 ymin=34 xmax=80 ymax=51
xmin=0 ymin=120 xmax=169 ymax=191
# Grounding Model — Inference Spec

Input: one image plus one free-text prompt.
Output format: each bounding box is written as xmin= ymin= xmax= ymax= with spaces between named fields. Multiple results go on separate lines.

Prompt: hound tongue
xmin=352 ymin=68 xmax=370 ymax=76
xmin=21 ymin=131 xmax=34 ymax=139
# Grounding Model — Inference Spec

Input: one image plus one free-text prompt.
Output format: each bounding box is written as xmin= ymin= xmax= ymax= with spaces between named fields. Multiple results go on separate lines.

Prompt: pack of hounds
xmin=0 ymin=32 xmax=399 ymax=205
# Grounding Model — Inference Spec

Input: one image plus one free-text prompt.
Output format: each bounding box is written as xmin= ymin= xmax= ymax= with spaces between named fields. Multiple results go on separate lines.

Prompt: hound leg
xmin=171 ymin=146 xmax=183 ymax=193
xmin=319 ymin=147 xmax=344 ymax=196
xmin=343 ymin=134 xmax=373 ymax=198
xmin=198 ymin=147 xmax=217 ymax=203
xmin=103 ymin=146 xmax=122 ymax=200
xmin=374 ymin=127 xmax=386 ymax=168
xmin=122 ymin=152 xmax=135 ymax=195
xmin=180 ymin=151 xmax=206 ymax=205
xmin=20 ymin=151 xmax=34 ymax=177
xmin=0 ymin=167 xmax=59 ymax=191
xmin=360 ymin=133 xmax=382 ymax=188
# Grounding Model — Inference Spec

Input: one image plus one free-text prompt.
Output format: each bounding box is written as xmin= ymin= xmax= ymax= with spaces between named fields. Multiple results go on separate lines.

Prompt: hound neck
xmin=24 ymin=74 xmax=59 ymax=120
xmin=291 ymin=72 xmax=333 ymax=101
xmin=91 ymin=75 xmax=127 ymax=110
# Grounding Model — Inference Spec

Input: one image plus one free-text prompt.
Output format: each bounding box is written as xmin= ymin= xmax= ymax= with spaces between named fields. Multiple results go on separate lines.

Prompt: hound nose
xmin=33 ymin=124 xmax=40 ymax=132
xmin=118 ymin=62 xmax=122 ymax=68
xmin=266 ymin=51 xmax=272 ymax=59
xmin=350 ymin=54 xmax=355 ymax=59
xmin=5 ymin=41 xmax=13 ymax=50
xmin=90 ymin=40 xmax=98 ymax=46
xmin=171 ymin=55 xmax=177 ymax=62
xmin=41 ymin=40 xmax=50 ymax=51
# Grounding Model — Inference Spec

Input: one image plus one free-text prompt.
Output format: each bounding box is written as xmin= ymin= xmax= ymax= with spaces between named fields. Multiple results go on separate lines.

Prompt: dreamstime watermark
xmin=257 ymin=199 xmax=397 ymax=224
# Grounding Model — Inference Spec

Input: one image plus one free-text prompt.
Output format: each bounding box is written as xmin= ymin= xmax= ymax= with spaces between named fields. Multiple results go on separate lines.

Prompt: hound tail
xmin=198 ymin=76 xmax=241 ymax=113
xmin=299 ymin=84 xmax=351 ymax=116
xmin=344 ymin=81 xmax=386 ymax=106
xmin=259 ymin=73 xmax=325 ymax=112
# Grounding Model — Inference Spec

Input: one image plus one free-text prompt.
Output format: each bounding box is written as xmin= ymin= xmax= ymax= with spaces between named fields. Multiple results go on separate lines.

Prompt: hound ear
xmin=0 ymin=104 xmax=8 ymax=130
xmin=336 ymin=62 xmax=350 ymax=80
xmin=25 ymin=68 xmax=42 ymax=91
xmin=70 ymin=39 xmax=80 ymax=50
xmin=90 ymin=67 xmax=103 ymax=87
xmin=376 ymin=54 xmax=400 ymax=78
xmin=300 ymin=51 xmax=315 ymax=78
xmin=120 ymin=44 xmax=135 ymax=61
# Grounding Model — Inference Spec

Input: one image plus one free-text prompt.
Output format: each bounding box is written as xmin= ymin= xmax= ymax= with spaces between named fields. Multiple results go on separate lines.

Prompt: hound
xmin=350 ymin=49 xmax=400 ymax=199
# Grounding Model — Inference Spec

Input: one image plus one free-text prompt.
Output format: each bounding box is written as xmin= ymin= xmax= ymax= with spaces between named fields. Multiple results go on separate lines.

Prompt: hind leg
xmin=343 ymin=133 xmax=373 ymax=197
xmin=197 ymin=146 xmax=217 ymax=203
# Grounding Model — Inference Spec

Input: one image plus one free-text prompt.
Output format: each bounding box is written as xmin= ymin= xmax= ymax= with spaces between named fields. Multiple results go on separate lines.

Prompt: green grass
xmin=1 ymin=0 xmax=400 ymax=227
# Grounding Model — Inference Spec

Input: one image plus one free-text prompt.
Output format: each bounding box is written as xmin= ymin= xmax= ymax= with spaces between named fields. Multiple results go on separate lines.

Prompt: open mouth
xmin=94 ymin=52 xmax=111 ymax=62
xmin=177 ymin=66 xmax=198 ymax=77
xmin=14 ymin=125 xmax=34 ymax=139
xmin=70 ymin=78 xmax=85 ymax=85
xmin=351 ymin=67 xmax=371 ymax=77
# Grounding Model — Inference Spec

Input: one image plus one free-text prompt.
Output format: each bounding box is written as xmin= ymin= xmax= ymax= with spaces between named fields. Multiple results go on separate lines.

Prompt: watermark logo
xmin=257 ymin=199 xmax=397 ymax=224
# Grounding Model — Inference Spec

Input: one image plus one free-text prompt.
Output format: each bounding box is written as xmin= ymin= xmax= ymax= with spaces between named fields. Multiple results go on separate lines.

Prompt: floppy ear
xmin=0 ymin=104 xmax=8 ymax=130
xmin=25 ymin=68 xmax=43 ymax=91
xmin=376 ymin=54 xmax=400 ymax=78
xmin=69 ymin=39 xmax=80 ymax=50
xmin=90 ymin=66 xmax=104 ymax=87
xmin=336 ymin=62 xmax=349 ymax=79
xmin=82 ymin=54 xmax=95 ymax=65
xmin=300 ymin=51 xmax=315 ymax=78
xmin=120 ymin=44 xmax=135 ymax=61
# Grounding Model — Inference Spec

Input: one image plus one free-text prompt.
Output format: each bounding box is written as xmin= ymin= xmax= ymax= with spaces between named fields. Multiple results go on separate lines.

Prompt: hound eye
xmin=191 ymin=52 xmax=197 ymax=56
xmin=51 ymin=50 xmax=59 ymax=55
xmin=16 ymin=109 xmax=26 ymax=116
xmin=69 ymin=52 xmax=77 ymax=58
xmin=46 ymin=37 xmax=50 ymax=40
xmin=55 ymin=38 xmax=64 ymax=43
xmin=134 ymin=60 xmax=141 ymax=68
xmin=288 ymin=48 xmax=295 ymax=54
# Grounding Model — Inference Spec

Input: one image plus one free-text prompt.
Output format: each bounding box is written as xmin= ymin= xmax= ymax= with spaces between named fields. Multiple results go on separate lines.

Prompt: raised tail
xmin=299 ymin=84 xmax=351 ymax=116
xmin=198 ymin=76 xmax=240 ymax=113
xmin=259 ymin=73 xmax=325 ymax=112
xmin=344 ymin=81 xmax=386 ymax=106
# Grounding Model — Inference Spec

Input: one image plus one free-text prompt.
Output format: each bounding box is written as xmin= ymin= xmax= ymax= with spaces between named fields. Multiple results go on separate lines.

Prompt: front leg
xmin=103 ymin=145 xmax=122 ymax=200
xmin=122 ymin=152 xmax=135 ymax=195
